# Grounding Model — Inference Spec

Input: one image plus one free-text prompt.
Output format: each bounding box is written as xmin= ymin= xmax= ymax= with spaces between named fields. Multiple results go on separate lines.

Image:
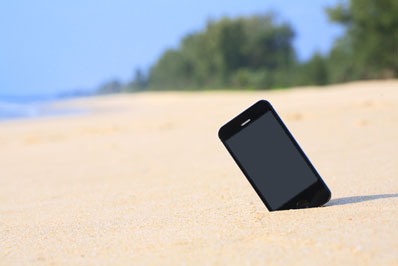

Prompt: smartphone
xmin=218 ymin=100 xmax=331 ymax=211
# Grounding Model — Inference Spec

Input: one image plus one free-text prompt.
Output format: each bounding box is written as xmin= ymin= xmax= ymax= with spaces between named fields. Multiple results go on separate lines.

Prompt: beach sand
xmin=1 ymin=80 xmax=397 ymax=265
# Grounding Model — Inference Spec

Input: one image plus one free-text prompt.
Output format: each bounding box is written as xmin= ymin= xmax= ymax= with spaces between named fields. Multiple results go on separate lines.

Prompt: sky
xmin=0 ymin=0 xmax=344 ymax=97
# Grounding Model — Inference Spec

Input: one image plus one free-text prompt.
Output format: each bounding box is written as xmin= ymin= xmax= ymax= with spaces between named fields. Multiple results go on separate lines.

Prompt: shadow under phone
xmin=326 ymin=193 xmax=398 ymax=207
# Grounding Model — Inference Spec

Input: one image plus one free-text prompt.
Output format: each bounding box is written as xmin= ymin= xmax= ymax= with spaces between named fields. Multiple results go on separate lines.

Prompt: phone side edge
xmin=267 ymin=103 xmax=332 ymax=209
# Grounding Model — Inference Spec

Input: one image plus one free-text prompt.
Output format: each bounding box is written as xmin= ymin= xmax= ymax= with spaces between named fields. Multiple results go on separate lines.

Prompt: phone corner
xmin=323 ymin=187 xmax=332 ymax=206
xmin=258 ymin=99 xmax=271 ymax=106
xmin=256 ymin=99 xmax=274 ymax=111
xmin=217 ymin=125 xmax=225 ymax=140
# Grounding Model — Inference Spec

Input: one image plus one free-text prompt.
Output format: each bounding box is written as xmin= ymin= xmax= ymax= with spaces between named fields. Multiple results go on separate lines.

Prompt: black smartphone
xmin=218 ymin=100 xmax=331 ymax=211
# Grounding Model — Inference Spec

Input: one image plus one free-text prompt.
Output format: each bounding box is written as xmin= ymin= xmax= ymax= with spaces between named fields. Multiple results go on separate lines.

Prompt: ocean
xmin=0 ymin=94 xmax=86 ymax=121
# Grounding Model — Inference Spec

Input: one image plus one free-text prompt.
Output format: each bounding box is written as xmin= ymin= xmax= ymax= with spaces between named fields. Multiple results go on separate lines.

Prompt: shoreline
xmin=2 ymin=79 xmax=395 ymax=122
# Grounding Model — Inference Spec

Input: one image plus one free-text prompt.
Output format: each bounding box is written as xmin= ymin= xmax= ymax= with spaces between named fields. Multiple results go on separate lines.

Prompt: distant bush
xmin=326 ymin=0 xmax=398 ymax=80
xmin=148 ymin=14 xmax=297 ymax=90
xmin=97 ymin=80 xmax=123 ymax=94
xmin=97 ymin=0 xmax=398 ymax=93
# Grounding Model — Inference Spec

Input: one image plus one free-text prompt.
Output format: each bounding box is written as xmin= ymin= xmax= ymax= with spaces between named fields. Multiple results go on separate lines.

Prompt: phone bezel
xmin=218 ymin=100 xmax=331 ymax=211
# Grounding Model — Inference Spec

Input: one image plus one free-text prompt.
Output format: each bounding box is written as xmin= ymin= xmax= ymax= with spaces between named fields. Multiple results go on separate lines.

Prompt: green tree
xmin=148 ymin=14 xmax=297 ymax=90
xmin=295 ymin=53 xmax=329 ymax=86
xmin=126 ymin=68 xmax=148 ymax=91
xmin=149 ymin=49 xmax=194 ymax=90
xmin=98 ymin=1 xmax=398 ymax=94
xmin=97 ymin=79 xmax=123 ymax=94
xmin=326 ymin=0 xmax=398 ymax=79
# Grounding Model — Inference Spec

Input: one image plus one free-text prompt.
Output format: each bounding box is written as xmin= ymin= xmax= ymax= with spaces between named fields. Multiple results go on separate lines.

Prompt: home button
xmin=296 ymin=200 xmax=310 ymax=208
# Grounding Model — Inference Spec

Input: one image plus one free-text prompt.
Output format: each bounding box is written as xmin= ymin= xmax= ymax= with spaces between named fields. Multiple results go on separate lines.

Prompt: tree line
xmin=98 ymin=0 xmax=398 ymax=93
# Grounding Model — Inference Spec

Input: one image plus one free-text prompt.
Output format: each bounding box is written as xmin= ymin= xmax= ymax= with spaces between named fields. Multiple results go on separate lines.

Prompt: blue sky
xmin=0 ymin=0 xmax=343 ymax=96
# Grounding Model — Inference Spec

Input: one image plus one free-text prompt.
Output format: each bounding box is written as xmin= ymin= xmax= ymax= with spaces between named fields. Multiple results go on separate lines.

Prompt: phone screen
xmin=225 ymin=111 xmax=318 ymax=210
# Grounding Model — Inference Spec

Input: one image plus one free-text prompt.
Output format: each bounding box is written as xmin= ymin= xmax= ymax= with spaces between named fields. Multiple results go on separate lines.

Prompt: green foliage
xmin=126 ymin=68 xmax=148 ymax=91
xmin=149 ymin=49 xmax=193 ymax=90
xmin=295 ymin=53 xmax=329 ymax=86
xmin=148 ymin=14 xmax=297 ymax=90
xmin=326 ymin=0 xmax=398 ymax=79
xmin=97 ymin=0 xmax=398 ymax=93
xmin=325 ymin=36 xmax=358 ymax=83
xmin=97 ymin=79 xmax=123 ymax=94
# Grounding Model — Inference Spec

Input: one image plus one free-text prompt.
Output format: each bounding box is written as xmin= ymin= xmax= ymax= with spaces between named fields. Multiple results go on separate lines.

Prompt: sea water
xmin=0 ymin=94 xmax=86 ymax=120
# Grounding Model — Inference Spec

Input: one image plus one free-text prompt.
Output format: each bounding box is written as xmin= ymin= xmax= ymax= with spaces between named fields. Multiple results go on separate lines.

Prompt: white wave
xmin=0 ymin=101 xmax=41 ymax=119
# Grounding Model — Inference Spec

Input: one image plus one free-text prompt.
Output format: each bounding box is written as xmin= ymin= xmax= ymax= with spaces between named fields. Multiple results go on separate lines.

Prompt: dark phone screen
xmin=225 ymin=111 xmax=317 ymax=210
